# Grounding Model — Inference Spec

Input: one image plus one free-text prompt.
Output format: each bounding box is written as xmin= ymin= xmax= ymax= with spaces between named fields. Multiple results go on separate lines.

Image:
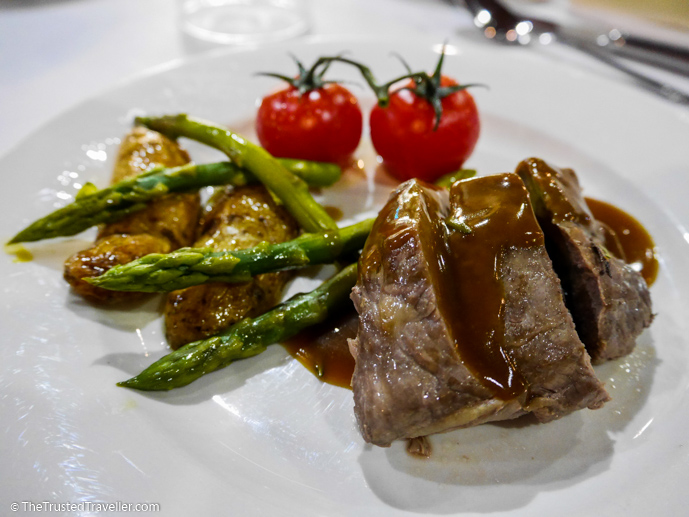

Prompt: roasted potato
xmin=64 ymin=127 xmax=199 ymax=302
xmin=164 ymin=184 xmax=299 ymax=348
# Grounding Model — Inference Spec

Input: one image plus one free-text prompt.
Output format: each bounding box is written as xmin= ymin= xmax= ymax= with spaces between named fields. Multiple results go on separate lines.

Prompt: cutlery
xmin=458 ymin=0 xmax=689 ymax=105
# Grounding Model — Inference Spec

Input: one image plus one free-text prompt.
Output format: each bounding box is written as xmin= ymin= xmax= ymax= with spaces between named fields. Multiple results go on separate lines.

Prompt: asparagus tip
xmin=117 ymin=377 xmax=152 ymax=391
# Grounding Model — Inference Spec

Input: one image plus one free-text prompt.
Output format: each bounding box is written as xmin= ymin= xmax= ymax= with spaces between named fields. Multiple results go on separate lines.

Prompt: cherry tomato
xmin=256 ymin=84 xmax=363 ymax=165
xmin=370 ymin=76 xmax=480 ymax=182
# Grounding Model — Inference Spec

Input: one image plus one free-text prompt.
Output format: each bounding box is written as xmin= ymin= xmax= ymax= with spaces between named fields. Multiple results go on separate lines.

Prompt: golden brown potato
xmin=164 ymin=184 xmax=299 ymax=349
xmin=64 ymin=127 xmax=199 ymax=303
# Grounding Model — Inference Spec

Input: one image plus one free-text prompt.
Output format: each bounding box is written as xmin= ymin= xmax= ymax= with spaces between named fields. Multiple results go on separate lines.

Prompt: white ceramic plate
xmin=2 ymin=36 xmax=689 ymax=516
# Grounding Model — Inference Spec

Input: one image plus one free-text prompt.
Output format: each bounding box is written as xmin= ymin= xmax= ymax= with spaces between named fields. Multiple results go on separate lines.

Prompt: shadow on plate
xmin=94 ymin=342 xmax=289 ymax=405
xmin=17 ymin=238 xmax=91 ymax=273
xmin=64 ymin=290 xmax=163 ymax=332
xmin=357 ymin=335 xmax=658 ymax=514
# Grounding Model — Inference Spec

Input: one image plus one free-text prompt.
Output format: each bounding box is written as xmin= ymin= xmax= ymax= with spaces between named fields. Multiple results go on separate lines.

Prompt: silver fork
xmin=459 ymin=0 xmax=689 ymax=105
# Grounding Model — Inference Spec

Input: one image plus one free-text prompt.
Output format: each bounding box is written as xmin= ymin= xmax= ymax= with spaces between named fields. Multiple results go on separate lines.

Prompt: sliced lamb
xmin=349 ymin=175 xmax=609 ymax=447
xmin=516 ymin=158 xmax=653 ymax=362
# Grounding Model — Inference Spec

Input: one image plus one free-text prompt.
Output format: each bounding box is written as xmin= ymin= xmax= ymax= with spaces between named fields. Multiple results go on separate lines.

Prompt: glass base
xmin=180 ymin=3 xmax=310 ymax=45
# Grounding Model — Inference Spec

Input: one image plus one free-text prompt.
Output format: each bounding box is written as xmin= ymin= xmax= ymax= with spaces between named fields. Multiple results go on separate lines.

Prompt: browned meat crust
xmin=516 ymin=158 xmax=653 ymax=362
xmin=164 ymin=185 xmax=299 ymax=349
xmin=349 ymin=176 xmax=608 ymax=447
xmin=500 ymin=246 xmax=610 ymax=422
xmin=64 ymin=128 xmax=198 ymax=303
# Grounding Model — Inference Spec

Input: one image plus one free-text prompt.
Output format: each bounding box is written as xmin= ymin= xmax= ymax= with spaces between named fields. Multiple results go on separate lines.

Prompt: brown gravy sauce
xmin=443 ymin=174 xmax=542 ymax=399
xmin=324 ymin=205 xmax=344 ymax=222
xmin=516 ymin=158 xmax=657 ymax=286
xmin=515 ymin=158 xmax=594 ymax=227
xmin=282 ymin=174 xmax=657 ymax=391
xmin=281 ymin=305 xmax=358 ymax=389
xmin=359 ymin=176 xmax=540 ymax=400
xmin=585 ymin=197 xmax=658 ymax=286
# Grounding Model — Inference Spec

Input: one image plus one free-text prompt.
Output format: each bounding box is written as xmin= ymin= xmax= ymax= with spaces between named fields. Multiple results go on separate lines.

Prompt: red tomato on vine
xmin=370 ymin=75 xmax=480 ymax=182
xmin=256 ymin=57 xmax=363 ymax=165
xmin=319 ymin=49 xmax=482 ymax=182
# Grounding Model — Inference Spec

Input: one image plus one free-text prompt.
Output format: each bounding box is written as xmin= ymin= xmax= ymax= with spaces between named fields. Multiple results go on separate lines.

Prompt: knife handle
xmin=611 ymin=33 xmax=689 ymax=77
xmin=562 ymin=36 xmax=689 ymax=105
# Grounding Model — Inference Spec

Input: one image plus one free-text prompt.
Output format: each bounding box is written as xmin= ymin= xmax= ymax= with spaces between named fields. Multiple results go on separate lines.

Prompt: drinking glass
xmin=179 ymin=0 xmax=310 ymax=45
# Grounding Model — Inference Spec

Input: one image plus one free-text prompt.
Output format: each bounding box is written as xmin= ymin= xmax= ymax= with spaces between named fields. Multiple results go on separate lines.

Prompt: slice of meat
xmin=164 ymin=185 xmax=299 ymax=349
xmin=64 ymin=127 xmax=199 ymax=303
xmin=516 ymin=158 xmax=653 ymax=362
xmin=349 ymin=175 xmax=608 ymax=447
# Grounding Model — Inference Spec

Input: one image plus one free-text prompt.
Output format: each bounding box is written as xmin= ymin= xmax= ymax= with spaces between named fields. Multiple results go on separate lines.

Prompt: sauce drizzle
xmin=284 ymin=170 xmax=658 ymax=390
xmin=586 ymin=197 xmax=658 ymax=286
xmin=5 ymin=244 xmax=33 ymax=263
xmin=282 ymin=305 xmax=358 ymax=389
xmin=324 ymin=205 xmax=344 ymax=222
xmin=516 ymin=158 xmax=658 ymax=286
xmin=443 ymin=174 xmax=542 ymax=399
xmin=360 ymin=176 xmax=541 ymax=400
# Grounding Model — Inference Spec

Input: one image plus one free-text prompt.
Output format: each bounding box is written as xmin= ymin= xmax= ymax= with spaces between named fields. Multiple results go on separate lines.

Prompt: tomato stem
xmin=314 ymin=47 xmax=484 ymax=131
xmin=261 ymin=49 xmax=485 ymax=131
xmin=312 ymin=55 xmax=424 ymax=107
xmin=257 ymin=54 xmax=348 ymax=96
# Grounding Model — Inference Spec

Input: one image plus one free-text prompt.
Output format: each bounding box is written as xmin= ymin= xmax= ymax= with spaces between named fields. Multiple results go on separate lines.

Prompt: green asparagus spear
xmin=278 ymin=158 xmax=341 ymax=188
xmin=83 ymin=165 xmax=477 ymax=291
xmin=434 ymin=168 xmax=477 ymax=189
xmin=9 ymin=158 xmax=341 ymax=244
xmin=88 ymin=218 xmax=374 ymax=292
xmin=119 ymin=262 xmax=358 ymax=391
xmin=136 ymin=114 xmax=338 ymax=233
